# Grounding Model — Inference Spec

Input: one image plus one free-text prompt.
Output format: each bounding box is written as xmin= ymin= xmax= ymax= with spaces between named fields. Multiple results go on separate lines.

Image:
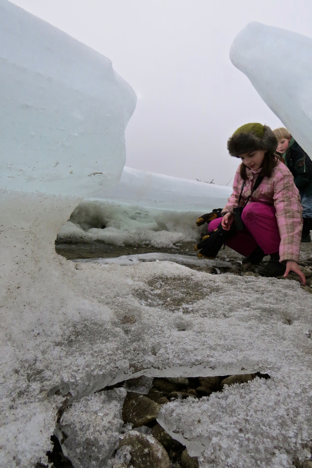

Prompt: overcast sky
xmin=10 ymin=0 xmax=312 ymax=185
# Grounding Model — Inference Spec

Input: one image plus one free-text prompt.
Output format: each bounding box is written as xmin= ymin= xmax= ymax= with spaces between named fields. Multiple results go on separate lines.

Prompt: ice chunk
xmin=0 ymin=0 xmax=136 ymax=197
xmin=56 ymin=192 xmax=231 ymax=251
xmin=57 ymin=199 xmax=209 ymax=248
xmin=57 ymin=388 xmax=126 ymax=468
xmin=77 ymin=252 xmax=232 ymax=269
xmin=158 ymin=369 xmax=312 ymax=467
xmin=230 ymin=22 xmax=312 ymax=155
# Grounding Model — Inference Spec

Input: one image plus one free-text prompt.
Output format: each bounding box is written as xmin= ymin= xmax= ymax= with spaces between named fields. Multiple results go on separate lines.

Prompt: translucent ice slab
xmin=230 ymin=22 xmax=312 ymax=156
xmin=0 ymin=0 xmax=136 ymax=197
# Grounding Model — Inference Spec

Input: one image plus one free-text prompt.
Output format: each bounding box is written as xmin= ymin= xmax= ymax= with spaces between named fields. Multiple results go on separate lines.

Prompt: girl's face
xmin=240 ymin=149 xmax=266 ymax=170
xmin=277 ymin=138 xmax=290 ymax=154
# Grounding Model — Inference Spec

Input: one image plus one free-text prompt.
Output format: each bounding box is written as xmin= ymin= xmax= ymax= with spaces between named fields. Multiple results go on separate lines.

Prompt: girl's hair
xmin=239 ymin=151 xmax=278 ymax=180
xmin=273 ymin=127 xmax=291 ymax=141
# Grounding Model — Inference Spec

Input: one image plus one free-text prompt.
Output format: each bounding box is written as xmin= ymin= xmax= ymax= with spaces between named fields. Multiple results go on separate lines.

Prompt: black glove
xmin=196 ymin=208 xmax=222 ymax=226
xmin=195 ymin=223 xmax=235 ymax=259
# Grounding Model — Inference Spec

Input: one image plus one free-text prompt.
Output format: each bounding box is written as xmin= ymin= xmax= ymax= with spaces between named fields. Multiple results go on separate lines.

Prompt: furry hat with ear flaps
xmin=227 ymin=123 xmax=278 ymax=157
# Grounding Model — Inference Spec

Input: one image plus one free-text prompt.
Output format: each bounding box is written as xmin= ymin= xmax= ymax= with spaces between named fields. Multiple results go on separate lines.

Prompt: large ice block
xmin=230 ymin=22 xmax=312 ymax=155
xmin=0 ymin=0 xmax=136 ymax=197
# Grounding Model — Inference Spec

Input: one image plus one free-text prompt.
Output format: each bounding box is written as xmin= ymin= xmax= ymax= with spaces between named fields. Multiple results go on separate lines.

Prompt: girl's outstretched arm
xmin=284 ymin=261 xmax=306 ymax=285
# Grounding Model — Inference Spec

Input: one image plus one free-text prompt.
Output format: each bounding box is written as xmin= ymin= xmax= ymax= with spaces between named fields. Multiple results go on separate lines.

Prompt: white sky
xmin=10 ymin=0 xmax=312 ymax=185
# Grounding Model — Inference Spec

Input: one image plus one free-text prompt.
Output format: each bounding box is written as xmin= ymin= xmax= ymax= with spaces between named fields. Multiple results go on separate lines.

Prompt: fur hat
xmin=227 ymin=123 xmax=278 ymax=157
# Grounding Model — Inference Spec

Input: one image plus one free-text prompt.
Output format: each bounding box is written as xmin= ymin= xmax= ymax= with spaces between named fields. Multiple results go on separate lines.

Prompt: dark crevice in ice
xmin=46 ymin=435 xmax=73 ymax=468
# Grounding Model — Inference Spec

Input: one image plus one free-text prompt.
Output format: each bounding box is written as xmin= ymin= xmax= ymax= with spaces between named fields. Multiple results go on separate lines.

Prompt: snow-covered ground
xmin=2 ymin=191 xmax=312 ymax=468
xmin=1 ymin=5 xmax=312 ymax=468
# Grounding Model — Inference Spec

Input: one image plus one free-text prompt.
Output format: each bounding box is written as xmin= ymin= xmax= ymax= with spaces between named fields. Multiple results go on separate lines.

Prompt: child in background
xmin=274 ymin=127 xmax=312 ymax=242
xmin=207 ymin=123 xmax=305 ymax=283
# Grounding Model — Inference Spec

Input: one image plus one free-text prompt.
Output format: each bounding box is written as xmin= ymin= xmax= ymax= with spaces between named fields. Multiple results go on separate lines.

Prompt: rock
xmin=301 ymin=267 xmax=312 ymax=278
xmin=111 ymin=445 xmax=132 ymax=468
xmin=151 ymin=423 xmax=184 ymax=455
xmin=198 ymin=376 xmax=222 ymax=391
xmin=166 ymin=377 xmax=189 ymax=387
xmin=122 ymin=392 xmax=161 ymax=427
xmin=196 ymin=386 xmax=213 ymax=397
xmin=118 ymin=431 xmax=170 ymax=468
xmin=168 ymin=391 xmax=197 ymax=399
xmin=185 ymin=378 xmax=199 ymax=389
xmin=147 ymin=388 xmax=169 ymax=405
xmin=153 ymin=378 xmax=180 ymax=394
xmin=221 ymin=374 xmax=255 ymax=387
xmin=124 ymin=376 xmax=154 ymax=395
xmin=181 ymin=449 xmax=199 ymax=468
xmin=303 ymin=461 xmax=312 ymax=468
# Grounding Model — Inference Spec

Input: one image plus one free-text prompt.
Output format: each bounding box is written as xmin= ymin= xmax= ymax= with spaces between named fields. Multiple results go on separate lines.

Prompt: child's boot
xmin=258 ymin=252 xmax=286 ymax=277
xmin=242 ymin=246 xmax=265 ymax=270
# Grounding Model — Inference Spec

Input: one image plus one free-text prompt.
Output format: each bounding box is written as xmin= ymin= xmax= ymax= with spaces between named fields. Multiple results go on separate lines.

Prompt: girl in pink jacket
xmin=208 ymin=123 xmax=306 ymax=284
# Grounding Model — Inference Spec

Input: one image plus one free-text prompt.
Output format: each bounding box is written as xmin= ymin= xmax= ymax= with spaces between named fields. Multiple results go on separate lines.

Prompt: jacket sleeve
xmin=294 ymin=153 xmax=310 ymax=189
xmin=294 ymin=174 xmax=309 ymax=189
xmin=290 ymin=146 xmax=311 ymax=189
xmin=222 ymin=167 xmax=242 ymax=214
xmin=273 ymin=171 xmax=302 ymax=263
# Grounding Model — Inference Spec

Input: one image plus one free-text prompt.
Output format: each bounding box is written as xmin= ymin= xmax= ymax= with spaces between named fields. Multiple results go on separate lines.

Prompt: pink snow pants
xmin=208 ymin=203 xmax=280 ymax=256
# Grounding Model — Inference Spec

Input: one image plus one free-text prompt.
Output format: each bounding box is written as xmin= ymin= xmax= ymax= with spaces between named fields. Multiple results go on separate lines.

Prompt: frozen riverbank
xmin=2 ymin=190 xmax=312 ymax=468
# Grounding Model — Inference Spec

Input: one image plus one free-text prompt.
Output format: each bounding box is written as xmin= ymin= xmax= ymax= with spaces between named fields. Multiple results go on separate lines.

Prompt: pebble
xmin=122 ymin=393 xmax=161 ymax=428
xmin=166 ymin=377 xmax=189 ymax=387
xmin=181 ymin=449 xmax=199 ymax=468
xmin=196 ymin=386 xmax=213 ymax=397
xmin=117 ymin=431 xmax=170 ymax=468
xmin=147 ymin=388 xmax=169 ymax=405
xmin=153 ymin=378 xmax=179 ymax=394
xmin=198 ymin=376 xmax=222 ymax=391
xmin=151 ymin=423 xmax=184 ymax=454
xmin=221 ymin=374 xmax=255 ymax=387
xmin=168 ymin=391 xmax=197 ymax=399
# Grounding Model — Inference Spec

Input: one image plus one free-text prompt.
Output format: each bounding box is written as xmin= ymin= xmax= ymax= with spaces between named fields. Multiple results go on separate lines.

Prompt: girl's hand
xmin=221 ymin=212 xmax=234 ymax=231
xmin=284 ymin=261 xmax=306 ymax=285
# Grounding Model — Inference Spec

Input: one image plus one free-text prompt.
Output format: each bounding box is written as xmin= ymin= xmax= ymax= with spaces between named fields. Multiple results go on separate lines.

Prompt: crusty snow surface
xmin=1 ymin=191 xmax=312 ymax=468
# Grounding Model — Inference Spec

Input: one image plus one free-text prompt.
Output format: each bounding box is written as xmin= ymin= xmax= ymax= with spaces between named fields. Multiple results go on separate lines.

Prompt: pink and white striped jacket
xmin=223 ymin=159 xmax=303 ymax=263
